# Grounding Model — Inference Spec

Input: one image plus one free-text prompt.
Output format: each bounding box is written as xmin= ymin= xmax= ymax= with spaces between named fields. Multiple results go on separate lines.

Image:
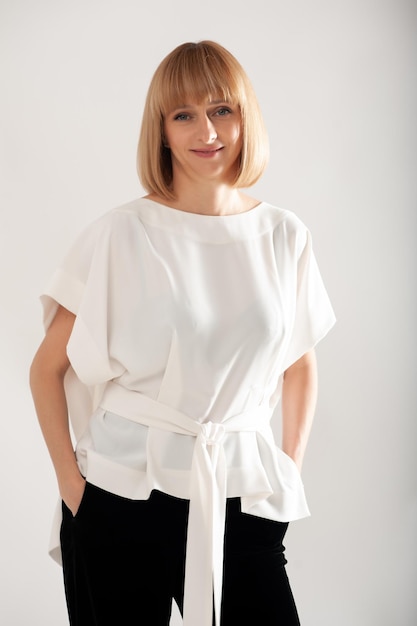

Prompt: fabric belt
xmin=100 ymin=381 xmax=273 ymax=626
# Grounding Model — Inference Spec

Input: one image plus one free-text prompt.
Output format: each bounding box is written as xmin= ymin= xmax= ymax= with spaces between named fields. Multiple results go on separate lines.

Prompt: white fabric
xmin=99 ymin=382 xmax=275 ymax=626
xmin=41 ymin=197 xmax=336 ymax=625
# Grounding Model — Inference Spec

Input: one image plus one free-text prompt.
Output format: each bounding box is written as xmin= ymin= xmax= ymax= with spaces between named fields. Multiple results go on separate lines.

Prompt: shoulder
xmin=56 ymin=199 xmax=146 ymax=273
xmin=260 ymin=202 xmax=306 ymax=231
xmin=71 ymin=198 xmax=147 ymax=244
xmin=260 ymin=202 xmax=309 ymax=251
xmin=92 ymin=197 xmax=146 ymax=228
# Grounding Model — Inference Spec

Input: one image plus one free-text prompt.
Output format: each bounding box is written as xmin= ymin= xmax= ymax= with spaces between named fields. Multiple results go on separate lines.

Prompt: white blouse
xmin=41 ymin=197 xmax=336 ymax=626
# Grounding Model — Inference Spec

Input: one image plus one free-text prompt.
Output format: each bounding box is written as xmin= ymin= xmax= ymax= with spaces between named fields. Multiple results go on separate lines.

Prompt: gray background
xmin=1 ymin=0 xmax=416 ymax=624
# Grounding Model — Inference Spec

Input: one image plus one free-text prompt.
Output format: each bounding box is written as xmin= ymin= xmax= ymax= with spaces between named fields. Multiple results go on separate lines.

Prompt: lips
xmin=191 ymin=147 xmax=224 ymax=157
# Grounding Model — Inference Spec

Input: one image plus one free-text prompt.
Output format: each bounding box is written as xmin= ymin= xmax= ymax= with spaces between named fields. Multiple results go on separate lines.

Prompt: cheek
xmin=232 ymin=132 xmax=243 ymax=159
xmin=163 ymin=121 xmax=181 ymax=149
xmin=163 ymin=124 xmax=174 ymax=148
xmin=231 ymin=123 xmax=243 ymax=147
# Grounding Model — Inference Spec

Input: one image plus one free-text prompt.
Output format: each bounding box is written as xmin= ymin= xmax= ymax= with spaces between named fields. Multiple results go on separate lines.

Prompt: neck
xmin=148 ymin=182 xmax=258 ymax=216
xmin=175 ymin=183 xmax=241 ymax=216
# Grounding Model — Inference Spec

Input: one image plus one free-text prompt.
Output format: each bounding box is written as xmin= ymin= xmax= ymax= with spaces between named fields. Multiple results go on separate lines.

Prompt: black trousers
xmin=60 ymin=484 xmax=300 ymax=625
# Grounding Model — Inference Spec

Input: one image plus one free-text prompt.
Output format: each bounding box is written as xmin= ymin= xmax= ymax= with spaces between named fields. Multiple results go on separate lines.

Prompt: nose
xmin=197 ymin=115 xmax=217 ymax=144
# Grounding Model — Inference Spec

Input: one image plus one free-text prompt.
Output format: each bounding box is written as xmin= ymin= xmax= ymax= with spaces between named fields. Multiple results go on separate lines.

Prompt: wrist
xmin=282 ymin=446 xmax=304 ymax=472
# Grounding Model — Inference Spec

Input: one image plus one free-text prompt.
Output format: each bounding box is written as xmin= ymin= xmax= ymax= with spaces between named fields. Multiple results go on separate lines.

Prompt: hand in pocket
xmin=61 ymin=474 xmax=87 ymax=517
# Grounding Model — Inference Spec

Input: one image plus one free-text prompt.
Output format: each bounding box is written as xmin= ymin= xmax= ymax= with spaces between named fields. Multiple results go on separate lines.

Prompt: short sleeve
xmin=281 ymin=228 xmax=336 ymax=371
xmin=40 ymin=212 xmax=126 ymax=439
xmin=41 ymin=213 xmax=125 ymax=385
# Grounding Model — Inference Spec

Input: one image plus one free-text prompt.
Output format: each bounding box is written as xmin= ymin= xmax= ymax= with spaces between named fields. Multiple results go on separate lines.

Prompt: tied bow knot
xmin=200 ymin=421 xmax=226 ymax=446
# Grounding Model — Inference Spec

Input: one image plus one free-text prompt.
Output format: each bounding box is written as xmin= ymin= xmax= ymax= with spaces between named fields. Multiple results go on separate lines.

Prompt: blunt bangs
xmin=153 ymin=42 xmax=247 ymax=116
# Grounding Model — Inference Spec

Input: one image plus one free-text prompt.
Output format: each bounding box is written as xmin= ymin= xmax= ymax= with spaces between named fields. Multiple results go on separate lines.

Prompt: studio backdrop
xmin=0 ymin=1 xmax=415 ymax=624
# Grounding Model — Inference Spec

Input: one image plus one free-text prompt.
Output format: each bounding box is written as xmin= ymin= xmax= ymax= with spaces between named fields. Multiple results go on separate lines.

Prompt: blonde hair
xmin=137 ymin=40 xmax=269 ymax=200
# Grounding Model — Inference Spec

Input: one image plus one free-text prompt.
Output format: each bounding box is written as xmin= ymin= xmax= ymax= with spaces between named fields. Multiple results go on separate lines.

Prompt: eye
xmin=215 ymin=107 xmax=232 ymax=117
xmin=173 ymin=112 xmax=190 ymax=121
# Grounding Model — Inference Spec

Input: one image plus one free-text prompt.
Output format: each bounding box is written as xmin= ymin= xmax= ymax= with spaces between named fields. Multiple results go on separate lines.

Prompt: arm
xmin=281 ymin=349 xmax=318 ymax=472
xmin=29 ymin=305 xmax=86 ymax=515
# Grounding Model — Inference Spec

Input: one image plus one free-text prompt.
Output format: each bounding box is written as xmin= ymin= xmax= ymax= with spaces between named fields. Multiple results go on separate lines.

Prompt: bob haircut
xmin=137 ymin=40 xmax=269 ymax=200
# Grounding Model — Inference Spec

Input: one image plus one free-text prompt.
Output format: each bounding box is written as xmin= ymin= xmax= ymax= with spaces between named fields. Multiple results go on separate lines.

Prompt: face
xmin=163 ymin=99 xmax=242 ymax=185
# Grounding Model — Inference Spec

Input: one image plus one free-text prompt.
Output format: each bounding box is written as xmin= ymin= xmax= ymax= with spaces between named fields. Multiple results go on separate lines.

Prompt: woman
xmin=30 ymin=40 xmax=335 ymax=626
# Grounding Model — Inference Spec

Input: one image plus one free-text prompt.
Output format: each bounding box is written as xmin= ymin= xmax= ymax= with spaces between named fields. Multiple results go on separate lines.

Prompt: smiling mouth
xmin=191 ymin=147 xmax=224 ymax=155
